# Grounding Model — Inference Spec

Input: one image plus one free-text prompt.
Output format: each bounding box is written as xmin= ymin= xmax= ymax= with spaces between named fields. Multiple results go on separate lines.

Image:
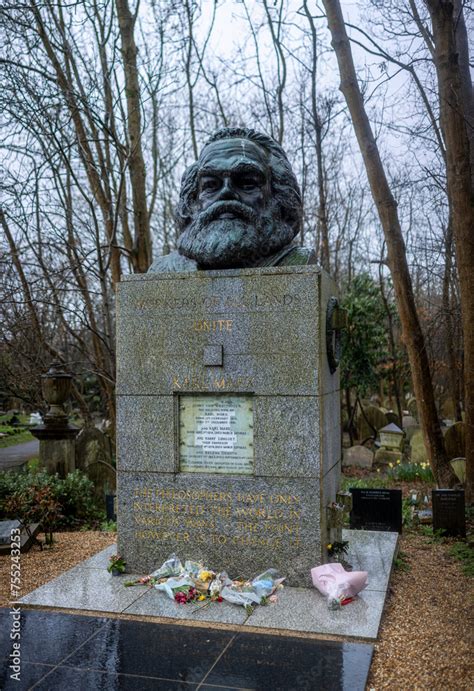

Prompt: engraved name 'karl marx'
xmin=149 ymin=127 xmax=315 ymax=272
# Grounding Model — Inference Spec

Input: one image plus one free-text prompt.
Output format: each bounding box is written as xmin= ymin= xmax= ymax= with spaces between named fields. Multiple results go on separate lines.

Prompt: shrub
xmin=56 ymin=470 xmax=102 ymax=527
xmin=0 ymin=468 xmax=102 ymax=530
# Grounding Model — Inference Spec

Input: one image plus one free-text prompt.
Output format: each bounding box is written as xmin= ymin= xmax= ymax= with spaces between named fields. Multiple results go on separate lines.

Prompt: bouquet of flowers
xmin=124 ymin=554 xmax=285 ymax=612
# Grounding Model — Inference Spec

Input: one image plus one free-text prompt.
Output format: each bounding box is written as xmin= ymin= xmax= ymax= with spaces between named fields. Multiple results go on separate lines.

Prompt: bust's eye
xmin=239 ymin=176 xmax=261 ymax=191
xmin=200 ymin=176 xmax=221 ymax=192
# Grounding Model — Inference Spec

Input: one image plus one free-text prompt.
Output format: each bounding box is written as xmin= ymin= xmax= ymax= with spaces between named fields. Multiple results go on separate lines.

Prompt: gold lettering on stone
xmin=193 ymin=319 xmax=233 ymax=333
xmin=171 ymin=375 xmax=254 ymax=391
xmin=131 ymin=486 xmax=303 ymax=551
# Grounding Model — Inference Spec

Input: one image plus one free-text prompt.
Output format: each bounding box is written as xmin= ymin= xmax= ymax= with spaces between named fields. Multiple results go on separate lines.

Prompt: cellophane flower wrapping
xmin=146 ymin=555 xmax=285 ymax=608
xmin=311 ymin=563 xmax=368 ymax=610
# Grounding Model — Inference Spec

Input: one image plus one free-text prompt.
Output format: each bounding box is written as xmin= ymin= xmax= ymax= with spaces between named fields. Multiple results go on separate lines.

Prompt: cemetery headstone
xmin=443 ymin=421 xmax=465 ymax=461
xmin=385 ymin=411 xmax=401 ymax=427
xmin=374 ymin=447 xmax=401 ymax=465
xmin=356 ymin=405 xmax=388 ymax=442
xmin=85 ymin=461 xmax=116 ymax=504
xmin=450 ymin=458 xmax=466 ymax=484
xmin=342 ymin=445 xmax=374 ymax=469
xmin=402 ymin=415 xmax=419 ymax=436
xmin=440 ymin=397 xmax=457 ymax=420
xmin=410 ymin=429 xmax=428 ymax=464
xmin=75 ymin=426 xmax=108 ymax=470
xmin=407 ymin=397 xmax=418 ymax=420
xmin=75 ymin=426 xmax=115 ymax=502
xmin=106 ymin=494 xmax=117 ymax=522
xmin=432 ymin=489 xmax=465 ymax=537
xmin=350 ymin=488 xmax=402 ymax=533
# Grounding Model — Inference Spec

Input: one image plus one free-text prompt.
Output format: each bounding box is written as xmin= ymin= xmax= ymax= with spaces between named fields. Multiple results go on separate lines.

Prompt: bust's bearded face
xmin=177 ymin=138 xmax=295 ymax=268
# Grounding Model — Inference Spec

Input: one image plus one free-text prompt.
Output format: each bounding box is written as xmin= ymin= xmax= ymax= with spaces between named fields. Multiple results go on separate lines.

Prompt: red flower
xmin=217 ymin=596 xmax=223 ymax=603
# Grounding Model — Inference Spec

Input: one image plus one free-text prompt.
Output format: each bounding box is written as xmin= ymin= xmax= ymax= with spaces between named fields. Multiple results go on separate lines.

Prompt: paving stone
xmin=20 ymin=567 xmax=144 ymax=613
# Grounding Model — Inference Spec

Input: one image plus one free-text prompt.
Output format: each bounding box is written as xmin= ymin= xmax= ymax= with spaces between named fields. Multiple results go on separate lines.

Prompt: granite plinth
xmin=116 ymin=266 xmax=341 ymax=587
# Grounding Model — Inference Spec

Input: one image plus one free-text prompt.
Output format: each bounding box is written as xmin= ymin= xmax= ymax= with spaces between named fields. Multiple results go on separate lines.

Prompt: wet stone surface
xmin=0 ymin=608 xmax=373 ymax=690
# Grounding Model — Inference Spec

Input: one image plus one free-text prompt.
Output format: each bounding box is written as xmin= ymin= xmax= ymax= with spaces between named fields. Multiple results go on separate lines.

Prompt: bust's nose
xmin=217 ymin=177 xmax=238 ymax=201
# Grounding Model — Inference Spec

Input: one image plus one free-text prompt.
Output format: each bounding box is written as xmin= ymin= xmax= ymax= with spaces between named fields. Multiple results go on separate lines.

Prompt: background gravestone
xmin=116 ymin=265 xmax=341 ymax=586
xmin=75 ymin=426 xmax=115 ymax=503
xmin=342 ymin=445 xmax=374 ymax=469
xmin=410 ymin=429 xmax=428 ymax=464
xmin=440 ymin=398 xmax=456 ymax=420
xmin=385 ymin=411 xmax=401 ymax=427
xmin=432 ymin=489 xmax=465 ymax=537
xmin=356 ymin=405 xmax=388 ymax=442
xmin=443 ymin=422 xmax=465 ymax=461
xmin=350 ymin=488 xmax=402 ymax=533
xmin=407 ymin=397 xmax=418 ymax=420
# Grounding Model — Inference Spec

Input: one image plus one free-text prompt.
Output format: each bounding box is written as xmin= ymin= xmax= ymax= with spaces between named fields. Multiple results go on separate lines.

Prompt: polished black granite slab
xmin=0 ymin=608 xmax=373 ymax=690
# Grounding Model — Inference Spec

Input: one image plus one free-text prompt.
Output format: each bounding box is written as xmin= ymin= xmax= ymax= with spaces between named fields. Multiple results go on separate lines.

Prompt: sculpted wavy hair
xmin=175 ymin=127 xmax=302 ymax=238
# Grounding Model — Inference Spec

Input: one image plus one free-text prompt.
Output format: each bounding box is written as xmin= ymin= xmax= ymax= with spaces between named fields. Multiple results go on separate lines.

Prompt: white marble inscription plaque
xmin=179 ymin=395 xmax=253 ymax=474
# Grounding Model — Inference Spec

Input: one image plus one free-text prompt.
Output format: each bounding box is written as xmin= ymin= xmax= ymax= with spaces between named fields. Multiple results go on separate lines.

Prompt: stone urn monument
xmin=30 ymin=363 xmax=79 ymax=477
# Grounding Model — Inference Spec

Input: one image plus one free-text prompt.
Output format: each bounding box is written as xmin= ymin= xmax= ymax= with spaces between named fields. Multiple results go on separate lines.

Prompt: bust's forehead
xmin=199 ymin=138 xmax=268 ymax=169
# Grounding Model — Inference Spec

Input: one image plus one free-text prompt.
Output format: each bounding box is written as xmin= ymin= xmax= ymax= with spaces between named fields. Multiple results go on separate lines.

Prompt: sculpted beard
xmin=177 ymin=200 xmax=294 ymax=268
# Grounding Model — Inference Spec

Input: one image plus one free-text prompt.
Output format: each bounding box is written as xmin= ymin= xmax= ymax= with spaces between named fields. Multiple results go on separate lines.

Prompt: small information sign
xmin=350 ymin=488 xmax=402 ymax=533
xmin=179 ymin=395 xmax=253 ymax=474
xmin=432 ymin=489 xmax=465 ymax=537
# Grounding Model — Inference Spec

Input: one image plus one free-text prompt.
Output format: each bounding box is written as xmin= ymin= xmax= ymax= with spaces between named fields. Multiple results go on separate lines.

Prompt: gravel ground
xmin=0 ymin=529 xmax=472 ymax=689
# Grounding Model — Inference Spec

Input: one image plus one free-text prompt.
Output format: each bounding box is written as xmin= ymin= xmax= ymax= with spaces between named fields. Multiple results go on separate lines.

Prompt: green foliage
xmin=56 ymin=470 xmax=102 ymax=526
xmin=419 ymin=526 xmax=447 ymax=543
xmin=0 ymin=468 xmax=101 ymax=530
xmin=340 ymin=475 xmax=390 ymax=491
xmin=394 ymin=550 xmax=410 ymax=572
xmin=389 ymin=462 xmax=434 ymax=483
xmin=340 ymin=273 xmax=390 ymax=395
xmin=27 ymin=457 xmax=40 ymax=472
xmin=402 ymin=497 xmax=415 ymax=528
xmin=0 ymin=427 xmax=35 ymax=448
xmin=101 ymin=519 xmax=117 ymax=532
xmin=449 ymin=541 xmax=474 ymax=578
xmin=107 ymin=554 xmax=126 ymax=573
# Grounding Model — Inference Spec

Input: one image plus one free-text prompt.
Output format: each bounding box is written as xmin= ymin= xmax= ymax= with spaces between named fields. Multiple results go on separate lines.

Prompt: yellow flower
xmin=388 ymin=462 xmax=394 ymax=468
xmin=396 ymin=459 xmax=401 ymax=465
xmin=376 ymin=468 xmax=380 ymax=473
xmin=198 ymin=594 xmax=206 ymax=601
xmin=198 ymin=570 xmax=213 ymax=581
xmin=326 ymin=543 xmax=333 ymax=550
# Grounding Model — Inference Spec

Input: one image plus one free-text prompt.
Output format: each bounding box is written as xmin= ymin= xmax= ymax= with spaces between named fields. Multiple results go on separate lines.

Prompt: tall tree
xmin=425 ymin=0 xmax=474 ymax=502
xmin=321 ymin=0 xmax=455 ymax=486
xmin=116 ymin=0 xmax=152 ymax=272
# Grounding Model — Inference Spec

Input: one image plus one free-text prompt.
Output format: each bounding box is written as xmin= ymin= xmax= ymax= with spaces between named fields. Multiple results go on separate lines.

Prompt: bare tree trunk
xmin=426 ymin=0 xmax=474 ymax=503
xmin=115 ymin=0 xmax=151 ymax=272
xmin=322 ymin=0 xmax=454 ymax=486
xmin=378 ymin=261 xmax=403 ymax=426
xmin=442 ymin=216 xmax=462 ymax=421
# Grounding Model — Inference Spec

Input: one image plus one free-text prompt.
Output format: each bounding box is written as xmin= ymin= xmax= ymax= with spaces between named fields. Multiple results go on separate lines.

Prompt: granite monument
xmin=116 ymin=128 xmax=342 ymax=586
